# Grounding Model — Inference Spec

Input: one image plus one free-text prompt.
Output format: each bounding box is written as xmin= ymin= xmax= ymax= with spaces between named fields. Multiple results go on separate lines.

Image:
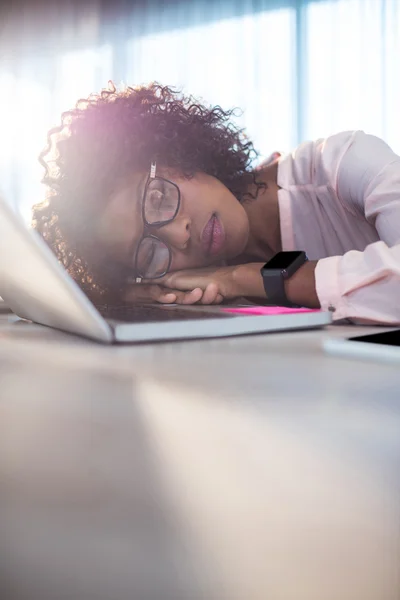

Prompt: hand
xmin=123 ymin=282 xmax=205 ymax=305
xmin=148 ymin=263 xmax=267 ymax=305
xmin=124 ymin=260 xmax=320 ymax=308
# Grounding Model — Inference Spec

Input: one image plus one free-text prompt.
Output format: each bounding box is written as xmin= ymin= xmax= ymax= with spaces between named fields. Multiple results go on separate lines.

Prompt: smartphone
xmin=323 ymin=329 xmax=400 ymax=365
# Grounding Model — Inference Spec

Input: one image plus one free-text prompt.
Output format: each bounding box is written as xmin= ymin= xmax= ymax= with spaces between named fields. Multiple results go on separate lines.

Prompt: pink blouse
xmin=277 ymin=130 xmax=400 ymax=324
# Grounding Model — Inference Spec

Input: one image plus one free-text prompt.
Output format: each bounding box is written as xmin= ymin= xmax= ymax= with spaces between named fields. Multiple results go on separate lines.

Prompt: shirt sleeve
xmin=314 ymin=131 xmax=400 ymax=324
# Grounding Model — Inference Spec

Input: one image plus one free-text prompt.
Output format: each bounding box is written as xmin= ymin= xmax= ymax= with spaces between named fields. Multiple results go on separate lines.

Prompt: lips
xmin=201 ymin=214 xmax=225 ymax=256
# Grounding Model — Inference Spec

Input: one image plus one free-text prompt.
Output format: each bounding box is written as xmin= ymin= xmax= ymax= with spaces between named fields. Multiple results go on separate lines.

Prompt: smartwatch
xmin=260 ymin=251 xmax=308 ymax=307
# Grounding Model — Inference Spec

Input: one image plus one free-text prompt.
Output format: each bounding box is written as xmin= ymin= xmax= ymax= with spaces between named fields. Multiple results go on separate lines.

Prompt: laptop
xmin=0 ymin=195 xmax=331 ymax=343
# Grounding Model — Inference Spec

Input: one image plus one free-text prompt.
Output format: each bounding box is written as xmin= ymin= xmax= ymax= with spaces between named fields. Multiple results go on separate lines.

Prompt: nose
xmin=155 ymin=215 xmax=191 ymax=250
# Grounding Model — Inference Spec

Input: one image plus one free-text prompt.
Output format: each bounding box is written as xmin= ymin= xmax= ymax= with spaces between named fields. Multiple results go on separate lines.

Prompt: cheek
xmin=225 ymin=203 xmax=250 ymax=252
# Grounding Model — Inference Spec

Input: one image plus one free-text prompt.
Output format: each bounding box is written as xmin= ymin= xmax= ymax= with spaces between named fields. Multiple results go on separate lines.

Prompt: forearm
xmin=284 ymin=260 xmax=320 ymax=307
xmin=234 ymin=261 xmax=320 ymax=308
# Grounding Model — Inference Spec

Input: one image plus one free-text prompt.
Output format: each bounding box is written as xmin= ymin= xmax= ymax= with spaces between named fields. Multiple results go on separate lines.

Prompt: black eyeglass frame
xmin=133 ymin=161 xmax=181 ymax=283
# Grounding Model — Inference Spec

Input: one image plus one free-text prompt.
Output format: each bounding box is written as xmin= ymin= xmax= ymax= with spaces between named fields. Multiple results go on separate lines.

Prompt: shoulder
xmin=278 ymin=131 xmax=398 ymax=188
xmin=278 ymin=130 xmax=358 ymax=187
xmin=317 ymin=130 xmax=400 ymax=177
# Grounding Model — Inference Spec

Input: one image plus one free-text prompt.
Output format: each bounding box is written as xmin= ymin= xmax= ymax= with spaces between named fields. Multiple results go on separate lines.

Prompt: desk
xmin=0 ymin=314 xmax=399 ymax=600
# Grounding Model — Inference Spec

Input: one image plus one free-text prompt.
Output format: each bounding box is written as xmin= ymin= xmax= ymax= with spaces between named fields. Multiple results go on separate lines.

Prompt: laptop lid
xmin=0 ymin=196 xmax=113 ymax=342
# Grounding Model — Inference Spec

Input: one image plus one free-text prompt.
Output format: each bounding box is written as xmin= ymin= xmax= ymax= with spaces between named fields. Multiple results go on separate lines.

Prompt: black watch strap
xmin=261 ymin=274 xmax=289 ymax=306
xmin=260 ymin=251 xmax=308 ymax=307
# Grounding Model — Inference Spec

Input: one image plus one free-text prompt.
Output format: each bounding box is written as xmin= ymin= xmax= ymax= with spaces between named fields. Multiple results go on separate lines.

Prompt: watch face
xmin=264 ymin=251 xmax=304 ymax=270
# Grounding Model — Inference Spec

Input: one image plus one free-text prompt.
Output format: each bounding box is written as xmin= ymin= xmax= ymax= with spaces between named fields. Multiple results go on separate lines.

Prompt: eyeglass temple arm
xmin=134 ymin=162 xmax=157 ymax=285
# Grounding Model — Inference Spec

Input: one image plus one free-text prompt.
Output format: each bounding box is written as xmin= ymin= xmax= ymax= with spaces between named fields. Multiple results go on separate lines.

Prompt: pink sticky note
xmin=222 ymin=306 xmax=321 ymax=316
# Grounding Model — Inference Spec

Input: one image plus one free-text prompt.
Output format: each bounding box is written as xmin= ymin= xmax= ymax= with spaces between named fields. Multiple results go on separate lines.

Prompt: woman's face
xmin=93 ymin=167 xmax=250 ymax=278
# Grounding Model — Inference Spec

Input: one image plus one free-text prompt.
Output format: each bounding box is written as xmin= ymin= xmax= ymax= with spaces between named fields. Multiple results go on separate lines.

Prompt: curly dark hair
xmin=32 ymin=81 xmax=265 ymax=303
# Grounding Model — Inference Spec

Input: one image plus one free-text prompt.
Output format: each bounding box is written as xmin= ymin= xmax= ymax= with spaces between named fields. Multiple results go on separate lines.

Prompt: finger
xmin=124 ymin=284 xmax=180 ymax=304
xmin=124 ymin=282 xmax=204 ymax=305
xmin=157 ymin=291 xmax=177 ymax=303
xmin=157 ymin=288 xmax=204 ymax=304
xmin=149 ymin=273 xmax=199 ymax=291
xmin=123 ymin=284 xmax=164 ymax=303
xmin=158 ymin=288 xmax=203 ymax=305
xmin=212 ymin=294 xmax=224 ymax=305
xmin=180 ymin=288 xmax=203 ymax=305
xmin=201 ymin=283 xmax=219 ymax=305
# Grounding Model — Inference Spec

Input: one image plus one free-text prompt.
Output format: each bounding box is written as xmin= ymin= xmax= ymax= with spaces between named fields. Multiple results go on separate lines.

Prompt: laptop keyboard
xmin=96 ymin=304 xmax=234 ymax=324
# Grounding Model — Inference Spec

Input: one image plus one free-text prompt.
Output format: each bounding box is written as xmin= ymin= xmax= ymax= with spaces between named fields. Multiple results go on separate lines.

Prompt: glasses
xmin=133 ymin=162 xmax=181 ymax=282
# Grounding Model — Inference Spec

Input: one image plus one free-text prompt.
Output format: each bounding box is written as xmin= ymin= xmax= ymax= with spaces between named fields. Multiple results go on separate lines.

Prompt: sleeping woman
xmin=32 ymin=82 xmax=400 ymax=324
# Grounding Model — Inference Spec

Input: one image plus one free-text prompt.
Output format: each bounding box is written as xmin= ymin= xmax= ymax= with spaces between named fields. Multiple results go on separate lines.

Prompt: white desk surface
xmin=0 ymin=313 xmax=399 ymax=600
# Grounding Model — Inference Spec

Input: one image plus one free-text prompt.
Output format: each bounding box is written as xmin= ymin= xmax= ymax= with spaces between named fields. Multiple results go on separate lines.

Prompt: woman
xmin=33 ymin=82 xmax=400 ymax=324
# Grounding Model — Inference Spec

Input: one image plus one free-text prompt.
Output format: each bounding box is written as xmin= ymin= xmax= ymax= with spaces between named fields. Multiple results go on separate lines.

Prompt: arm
xmin=232 ymin=260 xmax=320 ymax=308
xmin=151 ymin=260 xmax=320 ymax=308
xmin=146 ymin=133 xmax=400 ymax=319
xmin=314 ymin=132 xmax=400 ymax=324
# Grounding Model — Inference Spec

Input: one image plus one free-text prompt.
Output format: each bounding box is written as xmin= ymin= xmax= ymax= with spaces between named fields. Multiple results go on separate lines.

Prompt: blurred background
xmin=1 ymin=0 xmax=399 ymax=219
